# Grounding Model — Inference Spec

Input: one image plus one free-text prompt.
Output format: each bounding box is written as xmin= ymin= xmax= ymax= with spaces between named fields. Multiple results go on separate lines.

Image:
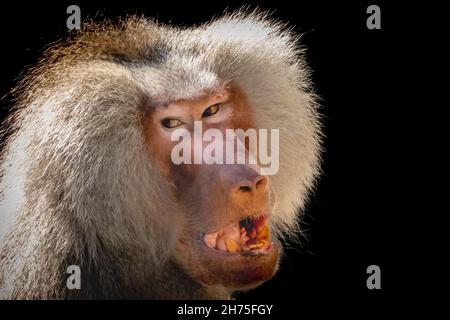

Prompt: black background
xmin=0 ymin=0 xmax=419 ymax=313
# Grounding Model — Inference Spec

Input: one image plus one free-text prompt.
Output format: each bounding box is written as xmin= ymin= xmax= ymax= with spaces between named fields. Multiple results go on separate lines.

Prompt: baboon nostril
xmin=239 ymin=185 xmax=253 ymax=192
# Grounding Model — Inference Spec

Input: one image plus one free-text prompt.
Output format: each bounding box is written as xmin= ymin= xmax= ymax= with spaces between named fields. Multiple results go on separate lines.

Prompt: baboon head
xmin=0 ymin=11 xmax=321 ymax=299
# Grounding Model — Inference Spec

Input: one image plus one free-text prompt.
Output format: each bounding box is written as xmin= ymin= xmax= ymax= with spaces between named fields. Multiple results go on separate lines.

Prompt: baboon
xmin=0 ymin=11 xmax=322 ymax=299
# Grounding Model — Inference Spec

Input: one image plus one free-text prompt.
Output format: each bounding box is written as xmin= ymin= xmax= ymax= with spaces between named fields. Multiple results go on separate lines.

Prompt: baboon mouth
xmin=202 ymin=215 xmax=272 ymax=254
xmin=196 ymin=214 xmax=279 ymax=288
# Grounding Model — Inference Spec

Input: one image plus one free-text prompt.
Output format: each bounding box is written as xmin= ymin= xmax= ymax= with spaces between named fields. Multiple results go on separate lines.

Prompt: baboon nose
xmin=238 ymin=175 xmax=268 ymax=193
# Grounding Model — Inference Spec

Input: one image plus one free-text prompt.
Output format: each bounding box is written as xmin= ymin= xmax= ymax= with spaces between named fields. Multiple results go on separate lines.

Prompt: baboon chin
xmin=0 ymin=10 xmax=322 ymax=299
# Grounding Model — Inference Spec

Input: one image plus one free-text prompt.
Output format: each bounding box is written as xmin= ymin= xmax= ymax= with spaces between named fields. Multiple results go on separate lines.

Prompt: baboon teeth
xmin=203 ymin=215 xmax=270 ymax=253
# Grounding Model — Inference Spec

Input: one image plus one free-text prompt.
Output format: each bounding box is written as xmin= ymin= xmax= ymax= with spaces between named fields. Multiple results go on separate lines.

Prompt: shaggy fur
xmin=0 ymin=10 xmax=322 ymax=299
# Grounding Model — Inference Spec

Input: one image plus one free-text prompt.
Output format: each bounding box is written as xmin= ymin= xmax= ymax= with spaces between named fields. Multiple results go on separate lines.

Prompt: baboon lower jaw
xmin=197 ymin=240 xmax=280 ymax=289
xmin=176 ymin=214 xmax=280 ymax=289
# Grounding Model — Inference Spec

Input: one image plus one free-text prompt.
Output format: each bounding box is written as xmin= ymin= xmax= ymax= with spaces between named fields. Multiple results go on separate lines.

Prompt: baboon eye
xmin=161 ymin=118 xmax=184 ymax=129
xmin=202 ymin=104 xmax=221 ymax=118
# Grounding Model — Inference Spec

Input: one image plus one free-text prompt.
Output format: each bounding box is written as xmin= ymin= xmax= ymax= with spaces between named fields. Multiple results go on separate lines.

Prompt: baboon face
xmin=143 ymin=86 xmax=280 ymax=289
